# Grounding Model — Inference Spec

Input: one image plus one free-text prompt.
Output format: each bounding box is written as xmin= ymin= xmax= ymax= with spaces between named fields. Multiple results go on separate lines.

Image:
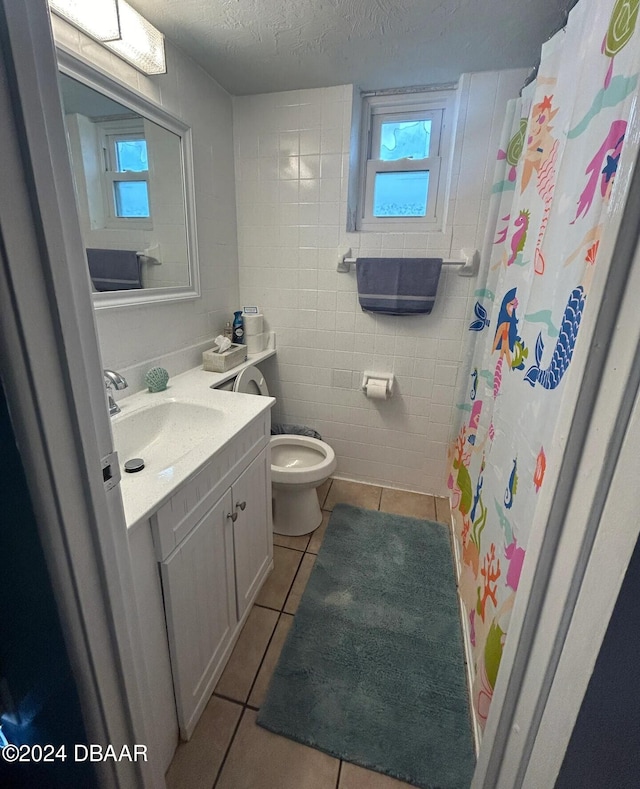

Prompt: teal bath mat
xmin=257 ymin=503 xmax=476 ymax=788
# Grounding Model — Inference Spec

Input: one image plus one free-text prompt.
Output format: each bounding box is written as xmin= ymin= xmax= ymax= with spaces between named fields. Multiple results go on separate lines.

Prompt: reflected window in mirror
xmin=101 ymin=120 xmax=151 ymax=222
xmin=57 ymin=53 xmax=199 ymax=309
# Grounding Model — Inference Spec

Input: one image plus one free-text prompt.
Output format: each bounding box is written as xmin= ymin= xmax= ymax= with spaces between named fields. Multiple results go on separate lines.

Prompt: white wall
xmin=52 ymin=11 xmax=526 ymax=493
xmin=52 ymin=16 xmax=241 ymax=392
xmin=233 ymin=70 xmax=527 ymax=494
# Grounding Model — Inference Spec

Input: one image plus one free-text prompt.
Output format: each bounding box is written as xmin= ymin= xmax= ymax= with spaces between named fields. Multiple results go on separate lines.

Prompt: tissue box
xmin=202 ymin=343 xmax=247 ymax=373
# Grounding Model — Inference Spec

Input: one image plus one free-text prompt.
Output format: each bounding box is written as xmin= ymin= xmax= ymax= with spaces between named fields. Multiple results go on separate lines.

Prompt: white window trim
xmin=98 ymin=118 xmax=153 ymax=230
xmin=354 ymin=88 xmax=456 ymax=233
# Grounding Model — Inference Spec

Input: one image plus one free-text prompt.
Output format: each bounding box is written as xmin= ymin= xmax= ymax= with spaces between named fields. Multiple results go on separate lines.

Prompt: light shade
xmin=104 ymin=1 xmax=166 ymax=75
xmin=49 ymin=0 xmax=121 ymax=42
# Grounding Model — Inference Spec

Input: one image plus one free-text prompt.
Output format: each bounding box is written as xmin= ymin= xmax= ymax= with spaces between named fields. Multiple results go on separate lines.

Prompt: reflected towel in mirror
xmin=86 ymin=248 xmax=142 ymax=291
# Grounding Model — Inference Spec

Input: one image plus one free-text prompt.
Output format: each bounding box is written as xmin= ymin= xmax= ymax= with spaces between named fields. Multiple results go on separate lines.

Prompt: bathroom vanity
xmin=153 ymin=408 xmax=271 ymax=740
xmin=119 ymin=368 xmax=275 ymax=765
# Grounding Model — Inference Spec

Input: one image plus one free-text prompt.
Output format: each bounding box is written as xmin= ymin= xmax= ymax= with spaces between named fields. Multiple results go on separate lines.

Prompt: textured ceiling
xmin=128 ymin=0 xmax=569 ymax=96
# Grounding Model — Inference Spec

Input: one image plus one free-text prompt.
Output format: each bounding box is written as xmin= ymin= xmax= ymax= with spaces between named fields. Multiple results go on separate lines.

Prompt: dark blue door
xmin=0 ymin=382 xmax=96 ymax=788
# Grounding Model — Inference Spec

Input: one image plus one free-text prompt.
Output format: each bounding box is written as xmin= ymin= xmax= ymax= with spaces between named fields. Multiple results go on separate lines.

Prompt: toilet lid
xmin=233 ymin=365 xmax=269 ymax=395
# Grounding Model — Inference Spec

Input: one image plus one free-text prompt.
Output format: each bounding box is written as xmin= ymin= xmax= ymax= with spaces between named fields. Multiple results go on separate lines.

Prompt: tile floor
xmin=166 ymin=479 xmax=451 ymax=789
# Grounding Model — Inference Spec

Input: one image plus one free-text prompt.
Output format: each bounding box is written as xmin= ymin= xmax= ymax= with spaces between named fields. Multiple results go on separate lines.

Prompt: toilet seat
xmin=233 ymin=365 xmax=269 ymax=395
xmin=270 ymin=435 xmax=336 ymax=486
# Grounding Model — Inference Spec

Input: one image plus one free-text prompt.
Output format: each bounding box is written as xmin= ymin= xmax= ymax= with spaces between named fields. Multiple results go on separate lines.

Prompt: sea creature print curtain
xmin=448 ymin=0 xmax=640 ymax=733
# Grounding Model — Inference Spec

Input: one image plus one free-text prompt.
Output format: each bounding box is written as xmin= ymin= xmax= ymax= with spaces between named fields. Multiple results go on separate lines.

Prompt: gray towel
xmin=356 ymin=257 xmax=443 ymax=315
xmin=86 ymin=248 xmax=142 ymax=291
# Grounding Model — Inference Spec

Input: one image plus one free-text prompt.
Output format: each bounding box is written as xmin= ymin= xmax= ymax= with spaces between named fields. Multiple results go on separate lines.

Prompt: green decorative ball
xmin=145 ymin=366 xmax=169 ymax=393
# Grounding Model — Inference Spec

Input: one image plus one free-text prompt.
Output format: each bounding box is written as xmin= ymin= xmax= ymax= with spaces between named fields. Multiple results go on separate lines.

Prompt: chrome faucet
xmin=104 ymin=369 xmax=128 ymax=416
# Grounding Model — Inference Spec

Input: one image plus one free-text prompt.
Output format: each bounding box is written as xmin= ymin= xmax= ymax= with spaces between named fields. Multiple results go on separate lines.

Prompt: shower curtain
xmin=447 ymin=0 xmax=640 ymax=732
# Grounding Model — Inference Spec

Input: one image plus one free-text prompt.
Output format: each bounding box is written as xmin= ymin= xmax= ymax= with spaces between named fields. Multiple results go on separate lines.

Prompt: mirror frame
xmin=57 ymin=47 xmax=200 ymax=309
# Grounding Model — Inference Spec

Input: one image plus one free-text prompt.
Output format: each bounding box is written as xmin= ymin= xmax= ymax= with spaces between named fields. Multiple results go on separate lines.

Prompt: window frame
xmin=370 ymin=107 xmax=443 ymax=162
xmin=98 ymin=118 xmax=153 ymax=230
xmin=356 ymin=89 xmax=455 ymax=233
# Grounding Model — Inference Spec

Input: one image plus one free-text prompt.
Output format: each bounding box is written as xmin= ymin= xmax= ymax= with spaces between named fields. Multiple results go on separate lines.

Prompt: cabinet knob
xmin=236 ymin=501 xmax=247 ymax=511
xmin=227 ymin=511 xmax=238 ymax=522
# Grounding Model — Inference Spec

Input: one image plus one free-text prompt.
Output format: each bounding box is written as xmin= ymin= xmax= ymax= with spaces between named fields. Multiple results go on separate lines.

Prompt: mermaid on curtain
xmin=447 ymin=0 xmax=640 ymax=734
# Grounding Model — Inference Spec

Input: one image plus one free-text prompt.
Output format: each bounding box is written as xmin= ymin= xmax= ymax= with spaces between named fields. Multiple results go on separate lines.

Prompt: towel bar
xmin=337 ymin=248 xmax=479 ymax=277
xmin=137 ymin=244 xmax=162 ymax=265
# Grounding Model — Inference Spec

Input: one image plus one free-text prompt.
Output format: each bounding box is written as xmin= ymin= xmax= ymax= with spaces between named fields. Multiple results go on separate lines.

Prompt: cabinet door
xmin=161 ymin=489 xmax=236 ymax=739
xmin=232 ymin=447 xmax=273 ymax=619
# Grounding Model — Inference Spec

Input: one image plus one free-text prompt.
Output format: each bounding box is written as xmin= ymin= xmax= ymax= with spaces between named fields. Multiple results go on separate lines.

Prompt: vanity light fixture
xmin=104 ymin=1 xmax=166 ymax=76
xmin=49 ymin=0 xmax=121 ymax=42
xmin=49 ymin=0 xmax=166 ymax=76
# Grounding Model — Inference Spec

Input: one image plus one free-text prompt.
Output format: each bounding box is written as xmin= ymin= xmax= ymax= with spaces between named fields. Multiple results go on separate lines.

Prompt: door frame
xmin=0 ymin=2 xmax=159 ymax=786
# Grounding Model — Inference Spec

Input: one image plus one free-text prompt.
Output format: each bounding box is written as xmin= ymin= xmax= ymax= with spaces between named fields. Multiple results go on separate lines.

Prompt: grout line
xmin=272 ymin=542 xmax=307 ymax=554
xmin=281 ymin=549 xmax=305 ymax=614
xmin=212 ymin=703 xmax=246 ymax=789
xmin=212 ymin=491 xmax=429 ymax=789
xmin=319 ymin=478 xmax=333 ymax=509
xmin=212 ymin=690 xmax=246 ymax=707
xmin=254 ymin=602 xmax=283 ymax=613
xmin=210 ymin=691 xmax=261 ymax=714
xmin=244 ymin=610 xmax=286 ymax=708
xmin=243 ymin=544 xmax=312 ymax=704
xmin=218 ymin=494 xmax=421 ymax=786
xmin=212 ymin=546 xmax=313 ymax=787
xmin=255 ymin=545 xmax=303 ymax=612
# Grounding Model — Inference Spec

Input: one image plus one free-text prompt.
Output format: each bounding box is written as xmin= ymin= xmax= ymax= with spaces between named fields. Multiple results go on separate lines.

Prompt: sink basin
xmin=108 ymin=366 xmax=275 ymax=528
xmin=112 ymin=399 xmax=226 ymax=470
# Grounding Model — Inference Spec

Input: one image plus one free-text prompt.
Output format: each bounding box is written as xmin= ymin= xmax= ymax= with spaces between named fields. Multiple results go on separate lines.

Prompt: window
xmin=100 ymin=119 xmax=152 ymax=227
xmin=353 ymin=89 xmax=454 ymax=232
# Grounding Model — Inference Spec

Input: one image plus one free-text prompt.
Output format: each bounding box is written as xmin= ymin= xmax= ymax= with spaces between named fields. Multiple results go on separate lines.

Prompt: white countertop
xmin=113 ymin=358 xmax=275 ymax=530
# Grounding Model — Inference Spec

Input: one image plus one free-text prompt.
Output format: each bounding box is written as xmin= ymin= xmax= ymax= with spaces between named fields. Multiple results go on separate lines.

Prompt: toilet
xmin=221 ymin=365 xmax=337 ymax=536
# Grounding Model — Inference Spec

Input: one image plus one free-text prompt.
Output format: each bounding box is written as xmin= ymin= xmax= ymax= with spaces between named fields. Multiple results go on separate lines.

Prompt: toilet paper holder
xmin=362 ymin=371 xmax=395 ymax=399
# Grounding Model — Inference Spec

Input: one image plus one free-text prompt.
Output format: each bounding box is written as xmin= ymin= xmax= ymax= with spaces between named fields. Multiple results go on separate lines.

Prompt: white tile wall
xmin=52 ymin=16 xmax=240 ymax=385
xmin=54 ymin=9 xmax=526 ymax=494
xmin=234 ymin=70 xmax=527 ymax=495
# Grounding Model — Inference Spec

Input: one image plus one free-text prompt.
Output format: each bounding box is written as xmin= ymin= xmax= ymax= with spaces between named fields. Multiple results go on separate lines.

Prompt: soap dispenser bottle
xmin=232 ymin=311 xmax=244 ymax=344
xmin=224 ymin=321 xmax=233 ymax=341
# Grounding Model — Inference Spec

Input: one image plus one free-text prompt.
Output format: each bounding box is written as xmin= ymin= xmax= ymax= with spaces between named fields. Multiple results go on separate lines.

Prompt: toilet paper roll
xmin=365 ymin=379 xmax=389 ymax=400
xmin=243 ymin=313 xmax=264 ymax=335
xmin=246 ymin=332 xmax=266 ymax=354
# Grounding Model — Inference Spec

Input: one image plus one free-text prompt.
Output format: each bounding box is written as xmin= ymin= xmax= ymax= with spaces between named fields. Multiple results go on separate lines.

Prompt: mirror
xmin=57 ymin=51 xmax=199 ymax=308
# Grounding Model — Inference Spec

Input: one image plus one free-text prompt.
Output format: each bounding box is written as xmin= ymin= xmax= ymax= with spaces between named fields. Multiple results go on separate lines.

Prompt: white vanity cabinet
xmin=150 ymin=412 xmax=273 ymax=739
xmin=160 ymin=489 xmax=236 ymax=739
xmin=231 ymin=449 xmax=272 ymax=619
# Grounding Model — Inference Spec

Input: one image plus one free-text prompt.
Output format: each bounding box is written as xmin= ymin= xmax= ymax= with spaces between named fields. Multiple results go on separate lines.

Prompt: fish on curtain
xmin=447 ymin=0 xmax=640 ymax=734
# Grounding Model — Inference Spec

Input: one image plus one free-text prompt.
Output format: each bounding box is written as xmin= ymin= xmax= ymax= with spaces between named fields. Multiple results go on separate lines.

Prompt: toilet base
xmin=272 ymin=485 xmax=323 ymax=536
